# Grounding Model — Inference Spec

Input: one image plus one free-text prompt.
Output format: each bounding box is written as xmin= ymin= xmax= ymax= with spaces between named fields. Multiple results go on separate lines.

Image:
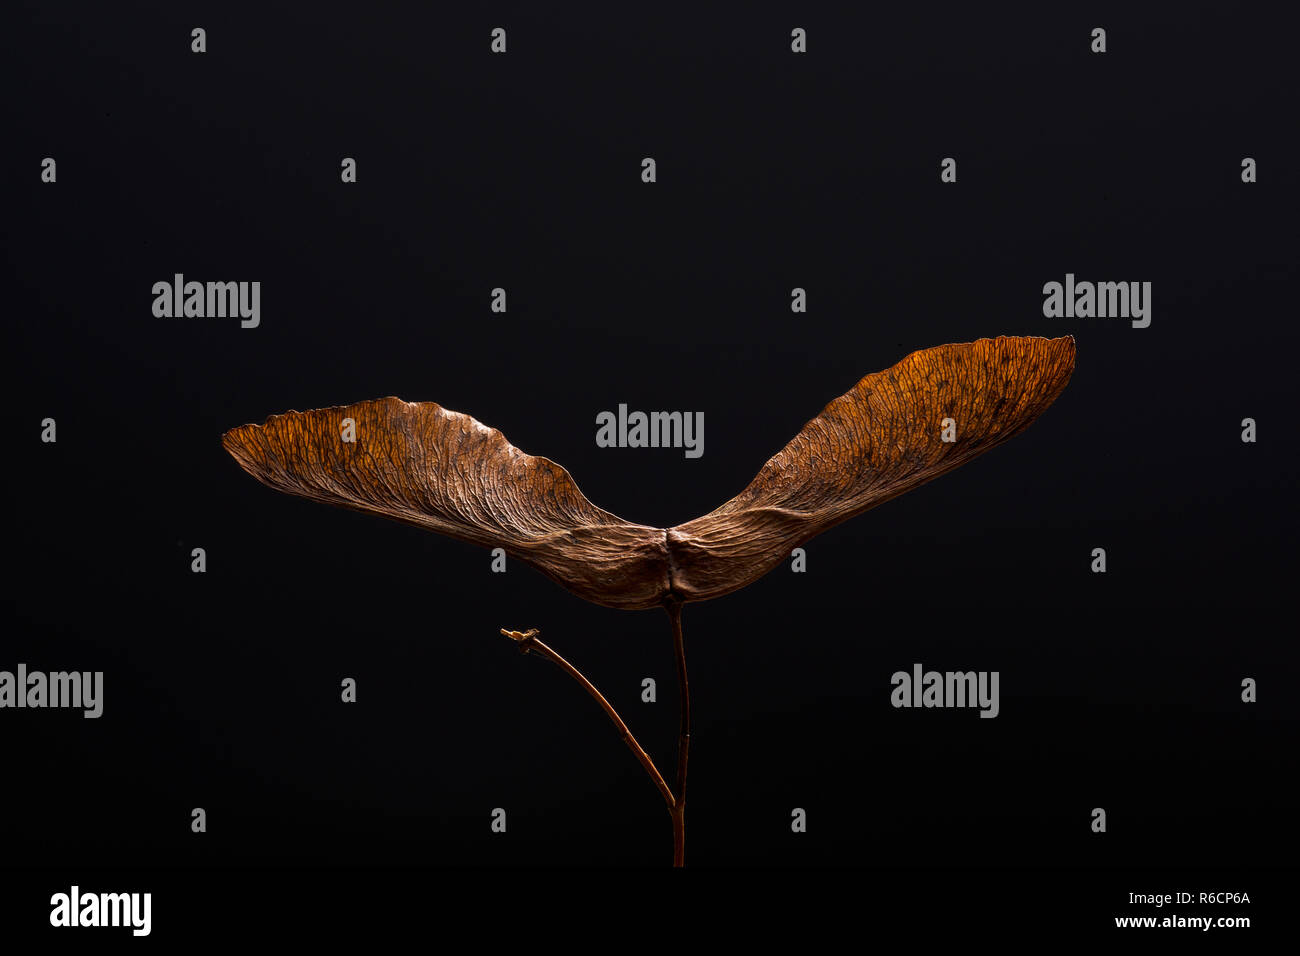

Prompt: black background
xmin=4 ymin=0 xmax=1297 ymax=937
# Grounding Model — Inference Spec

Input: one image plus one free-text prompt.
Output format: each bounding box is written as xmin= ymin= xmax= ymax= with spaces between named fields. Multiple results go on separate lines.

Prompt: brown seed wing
xmin=665 ymin=336 xmax=1077 ymax=603
xmin=223 ymin=337 xmax=1075 ymax=612
xmin=221 ymin=397 xmax=671 ymax=609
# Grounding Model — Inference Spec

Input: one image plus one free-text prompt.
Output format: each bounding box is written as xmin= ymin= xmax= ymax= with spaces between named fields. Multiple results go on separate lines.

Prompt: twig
xmin=667 ymin=601 xmax=690 ymax=867
xmin=500 ymin=628 xmax=675 ymax=811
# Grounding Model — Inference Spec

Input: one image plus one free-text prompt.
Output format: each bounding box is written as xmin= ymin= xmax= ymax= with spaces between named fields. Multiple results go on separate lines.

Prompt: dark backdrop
xmin=4 ymin=0 xmax=1296 ymax=916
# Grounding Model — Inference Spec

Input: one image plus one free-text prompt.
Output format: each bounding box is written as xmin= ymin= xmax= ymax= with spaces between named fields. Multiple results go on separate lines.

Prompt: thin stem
xmin=667 ymin=601 xmax=690 ymax=868
xmin=500 ymin=628 xmax=675 ymax=810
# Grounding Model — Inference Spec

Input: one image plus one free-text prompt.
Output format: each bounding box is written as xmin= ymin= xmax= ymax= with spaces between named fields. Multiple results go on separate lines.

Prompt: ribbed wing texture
xmin=222 ymin=337 xmax=1075 ymax=611
xmin=222 ymin=397 xmax=670 ymax=609
xmin=665 ymin=336 xmax=1076 ymax=602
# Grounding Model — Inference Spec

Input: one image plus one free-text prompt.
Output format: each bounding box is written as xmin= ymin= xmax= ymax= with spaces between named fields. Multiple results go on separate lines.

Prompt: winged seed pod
xmin=222 ymin=334 xmax=1076 ymax=865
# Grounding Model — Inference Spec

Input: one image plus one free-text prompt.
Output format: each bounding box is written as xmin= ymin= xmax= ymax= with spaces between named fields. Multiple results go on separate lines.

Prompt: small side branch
xmin=500 ymin=628 xmax=675 ymax=811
